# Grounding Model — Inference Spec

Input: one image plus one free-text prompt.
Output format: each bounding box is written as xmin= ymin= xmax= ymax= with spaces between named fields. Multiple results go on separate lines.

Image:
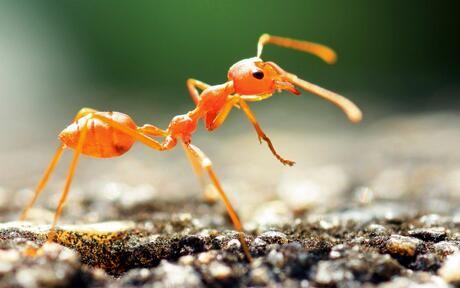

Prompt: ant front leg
xmin=183 ymin=142 xmax=252 ymax=262
xmin=205 ymin=96 xmax=240 ymax=131
xmin=238 ymin=99 xmax=295 ymax=166
xmin=187 ymin=79 xmax=211 ymax=105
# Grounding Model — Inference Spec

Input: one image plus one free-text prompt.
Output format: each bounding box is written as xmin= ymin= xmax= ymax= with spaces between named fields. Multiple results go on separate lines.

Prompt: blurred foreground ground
xmin=1 ymin=112 xmax=460 ymax=287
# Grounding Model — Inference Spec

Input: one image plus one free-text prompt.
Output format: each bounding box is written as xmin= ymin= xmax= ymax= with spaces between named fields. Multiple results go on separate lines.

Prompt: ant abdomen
xmin=59 ymin=111 xmax=137 ymax=158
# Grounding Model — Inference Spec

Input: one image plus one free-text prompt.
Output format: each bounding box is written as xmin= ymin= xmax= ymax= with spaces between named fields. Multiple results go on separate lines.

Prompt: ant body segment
xmin=20 ymin=34 xmax=362 ymax=262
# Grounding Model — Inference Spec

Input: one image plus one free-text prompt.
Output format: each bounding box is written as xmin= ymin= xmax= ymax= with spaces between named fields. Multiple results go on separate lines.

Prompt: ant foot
xmin=280 ymin=158 xmax=296 ymax=166
xmin=22 ymin=245 xmax=42 ymax=257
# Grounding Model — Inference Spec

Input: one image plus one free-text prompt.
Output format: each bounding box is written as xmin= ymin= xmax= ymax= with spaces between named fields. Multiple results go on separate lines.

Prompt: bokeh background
xmin=0 ymin=1 xmax=459 ymax=216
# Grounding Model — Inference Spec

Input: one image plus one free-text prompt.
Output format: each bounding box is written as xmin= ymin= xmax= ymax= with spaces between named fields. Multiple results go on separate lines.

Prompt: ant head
xmin=226 ymin=34 xmax=362 ymax=123
xmin=227 ymin=57 xmax=300 ymax=96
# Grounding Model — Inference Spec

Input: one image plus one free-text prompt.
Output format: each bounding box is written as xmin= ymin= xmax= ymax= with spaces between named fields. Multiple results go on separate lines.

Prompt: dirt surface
xmin=1 ymin=113 xmax=460 ymax=287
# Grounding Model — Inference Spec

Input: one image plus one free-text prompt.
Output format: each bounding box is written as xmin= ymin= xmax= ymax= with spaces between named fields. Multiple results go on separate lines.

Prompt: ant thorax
xmin=167 ymin=113 xmax=198 ymax=139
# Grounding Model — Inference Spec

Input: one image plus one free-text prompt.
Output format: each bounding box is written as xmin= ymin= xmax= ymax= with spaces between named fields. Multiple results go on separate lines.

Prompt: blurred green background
xmin=0 ymin=0 xmax=458 ymax=149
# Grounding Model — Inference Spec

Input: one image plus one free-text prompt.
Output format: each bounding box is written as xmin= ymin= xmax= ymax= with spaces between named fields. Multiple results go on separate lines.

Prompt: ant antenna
xmin=257 ymin=34 xmax=337 ymax=64
xmin=286 ymin=74 xmax=362 ymax=123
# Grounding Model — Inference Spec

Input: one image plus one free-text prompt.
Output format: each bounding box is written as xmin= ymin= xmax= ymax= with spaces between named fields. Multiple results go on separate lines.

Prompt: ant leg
xmin=21 ymin=108 xmax=98 ymax=221
xmin=47 ymin=119 xmax=89 ymax=242
xmin=74 ymin=107 xmax=98 ymax=121
xmin=238 ymin=99 xmax=295 ymax=166
xmin=257 ymin=33 xmax=337 ymax=64
xmin=138 ymin=124 xmax=168 ymax=137
xmin=240 ymin=94 xmax=273 ymax=102
xmin=184 ymin=143 xmax=253 ymax=262
xmin=181 ymin=142 xmax=217 ymax=203
xmin=90 ymin=114 xmax=165 ymax=151
xmin=187 ymin=79 xmax=211 ymax=105
xmin=205 ymin=99 xmax=237 ymax=131
xmin=46 ymin=115 xmax=172 ymax=242
xmin=20 ymin=144 xmax=66 ymax=221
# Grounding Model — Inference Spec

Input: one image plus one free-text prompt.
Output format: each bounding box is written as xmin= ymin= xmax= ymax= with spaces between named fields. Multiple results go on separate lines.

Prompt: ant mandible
xmin=20 ymin=34 xmax=362 ymax=262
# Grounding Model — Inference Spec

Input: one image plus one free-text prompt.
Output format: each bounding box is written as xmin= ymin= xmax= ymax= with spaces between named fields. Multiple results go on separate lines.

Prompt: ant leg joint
xmin=74 ymin=108 xmax=97 ymax=121
xmin=161 ymin=136 xmax=177 ymax=151
xmin=201 ymin=158 xmax=212 ymax=168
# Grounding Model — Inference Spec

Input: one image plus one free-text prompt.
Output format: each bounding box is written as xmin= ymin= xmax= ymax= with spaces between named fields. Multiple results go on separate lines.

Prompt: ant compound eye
xmin=252 ymin=70 xmax=264 ymax=80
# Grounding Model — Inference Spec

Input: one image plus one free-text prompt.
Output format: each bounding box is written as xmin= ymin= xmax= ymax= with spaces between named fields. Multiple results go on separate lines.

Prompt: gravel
xmin=1 ymin=113 xmax=460 ymax=287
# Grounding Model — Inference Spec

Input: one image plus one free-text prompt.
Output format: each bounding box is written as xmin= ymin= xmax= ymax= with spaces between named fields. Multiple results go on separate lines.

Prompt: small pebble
xmin=433 ymin=241 xmax=460 ymax=257
xmin=408 ymin=227 xmax=447 ymax=242
xmin=329 ymin=244 xmax=345 ymax=259
xmin=379 ymin=273 xmax=449 ymax=288
xmin=225 ymin=239 xmax=241 ymax=250
xmin=251 ymin=200 xmax=292 ymax=226
xmin=258 ymin=231 xmax=288 ymax=244
xmin=197 ymin=252 xmax=216 ymax=265
xmin=438 ymin=252 xmax=460 ymax=283
xmin=178 ymin=255 xmax=195 ymax=266
xmin=267 ymin=249 xmax=284 ymax=268
xmin=412 ymin=253 xmax=441 ymax=271
xmin=319 ymin=220 xmax=335 ymax=230
xmin=14 ymin=243 xmax=80 ymax=288
xmin=250 ymin=266 xmax=270 ymax=286
xmin=313 ymin=261 xmax=353 ymax=285
xmin=208 ymin=261 xmax=232 ymax=280
xmin=385 ymin=235 xmax=422 ymax=257
xmin=329 ymin=250 xmax=341 ymax=259
xmin=279 ymin=166 xmax=349 ymax=211
xmin=0 ymin=249 xmax=19 ymax=273
xmin=95 ymin=181 xmax=158 ymax=209
xmin=154 ymin=261 xmax=202 ymax=288
xmin=419 ymin=214 xmax=446 ymax=227
xmin=367 ymin=224 xmax=387 ymax=235
xmin=252 ymin=237 xmax=267 ymax=248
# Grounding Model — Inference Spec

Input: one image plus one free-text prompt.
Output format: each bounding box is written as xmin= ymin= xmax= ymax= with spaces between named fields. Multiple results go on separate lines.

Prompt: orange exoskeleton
xmin=21 ymin=34 xmax=362 ymax=262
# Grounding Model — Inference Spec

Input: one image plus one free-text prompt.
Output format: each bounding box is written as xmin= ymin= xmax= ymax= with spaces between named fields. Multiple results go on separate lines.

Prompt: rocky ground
xmin=1 ymin=112 xmax=460 ymax=287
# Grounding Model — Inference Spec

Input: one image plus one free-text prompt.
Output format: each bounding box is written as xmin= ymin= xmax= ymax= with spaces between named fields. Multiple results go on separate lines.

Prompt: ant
xmin=20 ymin=34 xmax=362 ymax=262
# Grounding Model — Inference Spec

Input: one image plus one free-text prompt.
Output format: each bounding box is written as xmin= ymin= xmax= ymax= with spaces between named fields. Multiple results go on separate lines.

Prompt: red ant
xmin=20 ymin=34 xmax=362 ymax=262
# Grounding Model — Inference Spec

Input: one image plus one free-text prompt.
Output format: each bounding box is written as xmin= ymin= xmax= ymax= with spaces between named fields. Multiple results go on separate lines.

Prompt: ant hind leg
xmin=74 ymin=107 xmax=98 ymax=121
xmin=20 ymin=144 xmax=66 ymax=221
xmin=183 ymin=143 xmax=253 ymax=262
xmin=181 ymin=142 xmax=218 ymax=203
xmin=21 ymin=107 xmax=99 ymax=221
xmin=47 ymin=119 xmax=89 ymax=242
